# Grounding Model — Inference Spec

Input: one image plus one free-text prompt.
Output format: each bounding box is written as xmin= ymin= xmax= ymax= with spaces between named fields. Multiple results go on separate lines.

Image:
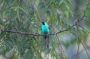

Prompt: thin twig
xmin=0 ymin=24 xmax=74 ymax=36
xmin=81 ymin=41 xmax=90 ymax=59
xmin=76 ymin=38 xmax=80 ymax=59
xmin=56 ymin=34 xmax=64 ymax=59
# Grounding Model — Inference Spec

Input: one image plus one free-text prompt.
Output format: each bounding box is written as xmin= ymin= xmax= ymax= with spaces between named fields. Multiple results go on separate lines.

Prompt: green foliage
xmin=0 ymin=0 xmax=90 ymax=59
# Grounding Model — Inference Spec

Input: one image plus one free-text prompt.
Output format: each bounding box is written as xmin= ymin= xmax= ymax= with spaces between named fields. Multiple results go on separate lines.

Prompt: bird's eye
xmin=42 ymin=22 xmax=45 ymax=25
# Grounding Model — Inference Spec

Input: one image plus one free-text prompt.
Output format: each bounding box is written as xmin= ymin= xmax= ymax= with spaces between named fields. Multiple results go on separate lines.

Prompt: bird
xmin=41 ymin=21 xmax=50 ymax=51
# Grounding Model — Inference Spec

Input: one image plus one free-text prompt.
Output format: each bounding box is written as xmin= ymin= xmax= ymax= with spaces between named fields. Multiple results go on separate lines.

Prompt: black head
xmin=42 ymin=22 xmax=45 ymax=25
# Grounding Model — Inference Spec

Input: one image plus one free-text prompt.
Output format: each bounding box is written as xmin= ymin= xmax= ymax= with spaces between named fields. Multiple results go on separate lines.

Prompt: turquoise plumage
xmin=41 ymin=22 xmax=49 ymax=34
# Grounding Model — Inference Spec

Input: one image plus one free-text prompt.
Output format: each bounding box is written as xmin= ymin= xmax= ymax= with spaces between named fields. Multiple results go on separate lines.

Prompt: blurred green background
xmin=0 ymin=0 xmax=90 ymax=59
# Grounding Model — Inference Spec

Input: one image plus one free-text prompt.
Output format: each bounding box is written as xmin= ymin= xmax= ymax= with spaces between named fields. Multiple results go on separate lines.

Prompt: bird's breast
xmin=42 ymin=25 xmax=49 ymax=33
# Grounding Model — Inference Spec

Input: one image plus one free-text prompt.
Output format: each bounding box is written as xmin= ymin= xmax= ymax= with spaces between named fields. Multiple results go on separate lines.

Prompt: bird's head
xmin=42 ymin=22 xmax=45 ymax=25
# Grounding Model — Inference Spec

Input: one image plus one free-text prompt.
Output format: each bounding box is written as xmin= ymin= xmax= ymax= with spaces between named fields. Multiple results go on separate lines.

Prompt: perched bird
xmin=41 ymin=22 xmax=50 ymax=50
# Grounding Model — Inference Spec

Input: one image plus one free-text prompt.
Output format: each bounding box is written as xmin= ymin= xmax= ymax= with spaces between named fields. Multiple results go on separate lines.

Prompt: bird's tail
xmin=44 ymin=34 xmax=50 ymax=53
